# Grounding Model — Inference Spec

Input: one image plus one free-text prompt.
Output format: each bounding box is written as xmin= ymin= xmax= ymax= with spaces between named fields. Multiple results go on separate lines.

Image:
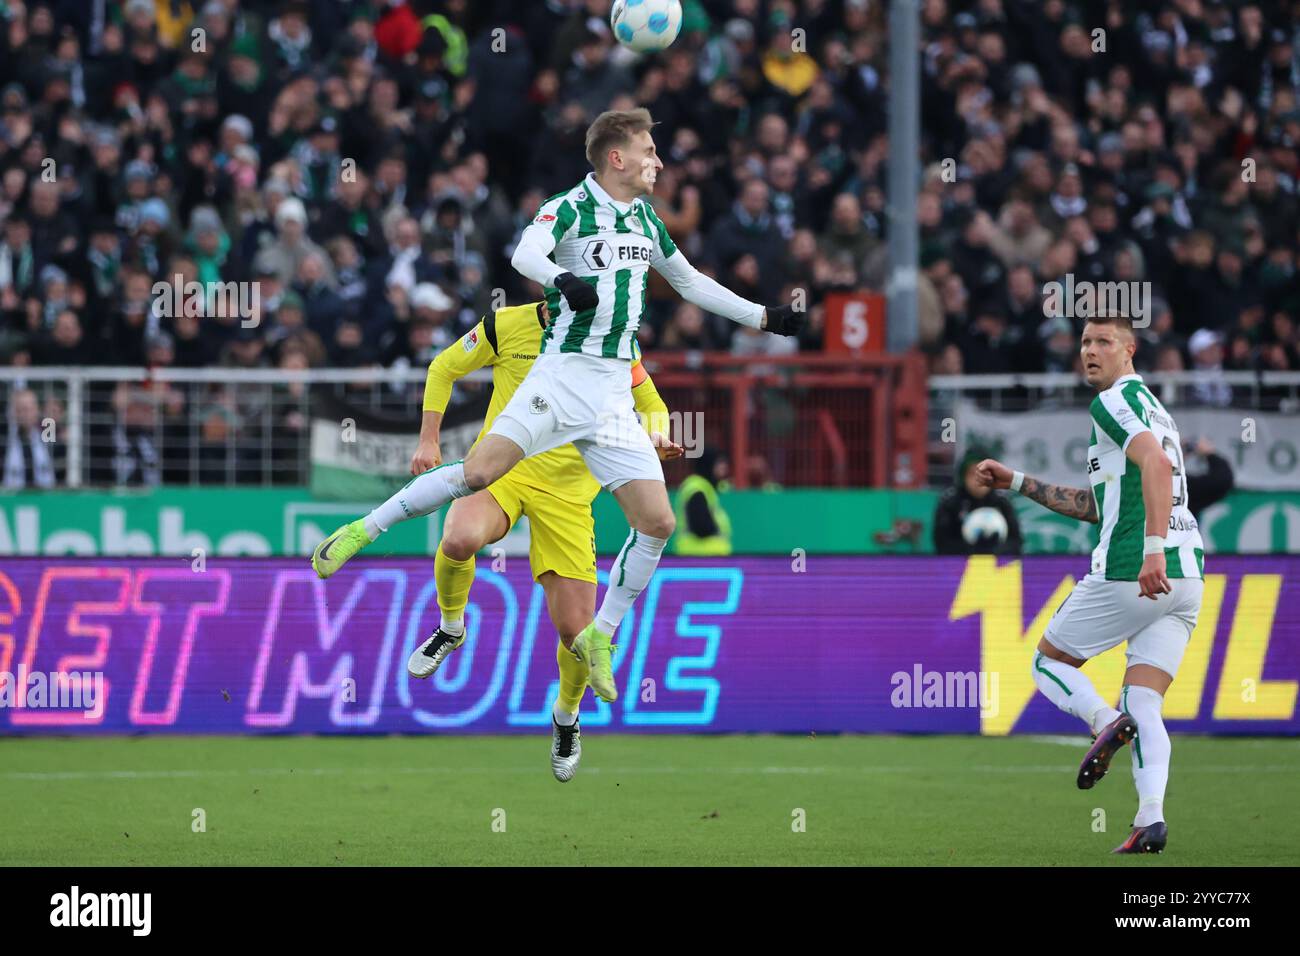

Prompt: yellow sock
xmin=434 ymin=544 xmax=475 ymax=626
xmin=555 ymin=639 xmax=587 ymax=715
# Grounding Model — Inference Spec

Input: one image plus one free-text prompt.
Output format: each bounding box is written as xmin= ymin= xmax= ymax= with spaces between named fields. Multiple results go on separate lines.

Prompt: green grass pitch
xmin=2 ymin=734 xmax=1297 ymax=866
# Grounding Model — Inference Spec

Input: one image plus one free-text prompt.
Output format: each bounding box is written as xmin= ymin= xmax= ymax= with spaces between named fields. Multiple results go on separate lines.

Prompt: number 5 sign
xmin=823 ymin=292 xmax=885 ymax=354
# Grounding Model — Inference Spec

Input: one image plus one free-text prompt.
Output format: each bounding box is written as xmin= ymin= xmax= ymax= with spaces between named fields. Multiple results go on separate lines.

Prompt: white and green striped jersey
xmin=1086 ymin=373 xmax=1205 ymax=581
xmin=524 ymin=173 xmax=678 ymax=360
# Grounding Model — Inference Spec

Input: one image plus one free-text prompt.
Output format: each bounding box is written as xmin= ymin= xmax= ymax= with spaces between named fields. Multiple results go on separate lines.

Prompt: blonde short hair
xmin=585 ymin=108 xmax=656 ymax=173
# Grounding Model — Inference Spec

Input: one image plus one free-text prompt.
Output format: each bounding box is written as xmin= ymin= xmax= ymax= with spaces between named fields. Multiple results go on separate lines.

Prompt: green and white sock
xmin=1031 ymin=652 xmax=1120 ymax=734
xmin=1123 ymin=684 xmax=1170 ymax=827
xmin=595 ymin=530 xmax=667 ymax=635
xmin=365 ymin=461 xmax=470 ymax=537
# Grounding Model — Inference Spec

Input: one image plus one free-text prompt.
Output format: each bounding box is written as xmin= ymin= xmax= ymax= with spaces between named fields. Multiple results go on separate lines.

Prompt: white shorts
xmin=488 ymin=352 xmax=663 ymax=492
xmin=1043 ymin=574 xmax=1203 ymax=678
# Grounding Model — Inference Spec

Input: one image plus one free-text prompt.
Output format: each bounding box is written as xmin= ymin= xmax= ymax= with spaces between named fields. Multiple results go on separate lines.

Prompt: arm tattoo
xmin=1019 ymin=476 xmax=1099 ymax=524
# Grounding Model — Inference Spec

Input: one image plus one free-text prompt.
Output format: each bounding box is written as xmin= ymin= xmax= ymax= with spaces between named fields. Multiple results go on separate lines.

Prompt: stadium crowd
xmin=1 ymin=0 xmax=1299 ymax=486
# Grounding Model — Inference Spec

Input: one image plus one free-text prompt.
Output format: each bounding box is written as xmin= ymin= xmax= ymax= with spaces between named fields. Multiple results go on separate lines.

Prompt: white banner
xmin=308 ymin=393 xmax=487 ymax=501
xmin=955 ymin=400 xmax=1300 ymax=491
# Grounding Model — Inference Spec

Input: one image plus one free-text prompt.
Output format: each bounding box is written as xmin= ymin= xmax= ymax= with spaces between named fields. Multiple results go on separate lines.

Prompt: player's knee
xmin=638 ymin=511 xmax=675 ymax=541
xmin=462 ymin=458 xmax=492 ymax=491
xmin=439 ymin=530 xmax=481 ymax=562
xmin=555 ymin=611 xmax=588 ymax=644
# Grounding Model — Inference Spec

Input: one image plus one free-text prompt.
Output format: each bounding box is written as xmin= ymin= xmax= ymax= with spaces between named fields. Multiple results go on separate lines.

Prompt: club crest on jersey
xmin=462 ymin=329 xmax=479 ymax=352
xmin=530 ymin=394 xmax=550 ymax=414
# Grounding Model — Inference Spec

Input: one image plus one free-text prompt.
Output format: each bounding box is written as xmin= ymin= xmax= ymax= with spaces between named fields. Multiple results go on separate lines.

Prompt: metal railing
xmin=0 ymin=366 xmax=488 ymax=490
xmin=9 ymin=365 xmax=1292 ymax=492
xmin=1 ymin=356 xmax=929 ymax=490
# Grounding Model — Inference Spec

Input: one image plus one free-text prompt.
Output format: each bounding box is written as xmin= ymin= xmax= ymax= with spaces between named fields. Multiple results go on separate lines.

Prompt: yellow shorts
xmin=486 ymin=473 xmax=597 ymax=584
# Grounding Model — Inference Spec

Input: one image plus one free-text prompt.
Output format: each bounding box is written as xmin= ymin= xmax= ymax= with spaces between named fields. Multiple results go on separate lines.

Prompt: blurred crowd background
xmin=1 ymin=0 xmax=1299 ymax=487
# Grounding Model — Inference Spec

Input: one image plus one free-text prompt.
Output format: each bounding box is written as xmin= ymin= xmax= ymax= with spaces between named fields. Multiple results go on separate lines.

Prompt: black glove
xmin=763 ymin=304 xmax=805 ymax=337
xmin=555 ymin=272 xmax=599 ymax=313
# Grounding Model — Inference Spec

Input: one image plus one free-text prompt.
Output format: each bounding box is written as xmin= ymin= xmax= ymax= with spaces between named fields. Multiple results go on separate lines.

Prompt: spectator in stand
xmin=961 ymin=301 xmax=1017 ymax=375
xmin=950 ymin=208 xmax=1005 ymax=306
xmin=1187 ymin=328 xmax=1234 ymax=408
xmin=186 ymin=206 xmax=231 ymax=287
xmin=325 ymin=236 xmax=368 ymax=320
xmin=253 ymin=198 xmax=333 ymax=288
xmin=33 ymin=308 xmax=93 ymax=366
xmin=317 ymin=170 xmax=385 ymax=261
xmin=1184 ymin=437 xmax=1235 ymax=521
xmin=988 ymin=196 xmax=1053 ymax=270
xmin=3 ymin=387 xmax=62 ymax=489
xmin=708 ymin=177 xmax=786 ymax=304
xmin=109 ymin=383 xmax=162 ymax=487
xmin=1035 ymin=315 xmax=1080 ymax=375
xmin=660 ymin=302 xmax=721 ymax=352
xmin=818 ymin=192 xmax=875 ymax=282
xmin=1 ymin=216 xmax=38 ymax=309
xmin=381 ymin=281 xmax=455 ymax=365
xmin=294 ymin=251 xmax=345 ymax=341
xmin=265 ymin=290 xmax=310 ymax=351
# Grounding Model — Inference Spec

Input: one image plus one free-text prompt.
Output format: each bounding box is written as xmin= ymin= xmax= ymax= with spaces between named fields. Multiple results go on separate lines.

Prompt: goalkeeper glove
xmin=763 ymin=304 xmax=806 ymax=337
xmin=555 ymin=272 xmax=599 ymax=313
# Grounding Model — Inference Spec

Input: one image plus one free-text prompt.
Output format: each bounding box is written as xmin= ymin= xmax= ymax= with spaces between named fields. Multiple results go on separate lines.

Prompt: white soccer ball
xmin=611 ymin=0 xmax=683 ymax=53
xmin=962 ymin=507 xmax=1009 ymax=547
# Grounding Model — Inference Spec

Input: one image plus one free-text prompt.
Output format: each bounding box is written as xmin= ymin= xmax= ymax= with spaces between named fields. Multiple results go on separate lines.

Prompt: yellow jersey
xmin=423 ymin=302 xmax=669 ymax=504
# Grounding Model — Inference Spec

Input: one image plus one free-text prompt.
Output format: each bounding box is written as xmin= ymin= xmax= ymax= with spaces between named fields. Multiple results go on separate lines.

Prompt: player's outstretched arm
xmin=1019 ymin=476 xmax=1098 ymax=523
xmin=641 ymin=202 xmax=803 ymax=336
xmin=414 ymin=319 xmax=496 ymax=474
xmin=972 ymin=458 xmax=1098 ymax=523
xmin=653 ymin=248 xmax=803 ymax=335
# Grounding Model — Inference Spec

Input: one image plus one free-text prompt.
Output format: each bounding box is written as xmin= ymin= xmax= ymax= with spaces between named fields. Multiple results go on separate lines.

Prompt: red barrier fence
xmin=643 ymin=353 xmax=929 ymax=489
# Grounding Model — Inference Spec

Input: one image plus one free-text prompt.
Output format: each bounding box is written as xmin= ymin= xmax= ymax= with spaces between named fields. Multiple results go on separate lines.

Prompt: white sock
xmin=439 ymin=615 xmax=464 ymax=637
xmin=552 ymin=702 xmax=577 ymax=726
xmin=1123 ymin=684 xmax=1170 ymax=827
xmin=1031 ymin=652 xmax=1120 ymax=734
xmin=595 ymin=530 xmax=668 ymax=635
xmin=364 ymin=461 xmax=470 ymax=538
